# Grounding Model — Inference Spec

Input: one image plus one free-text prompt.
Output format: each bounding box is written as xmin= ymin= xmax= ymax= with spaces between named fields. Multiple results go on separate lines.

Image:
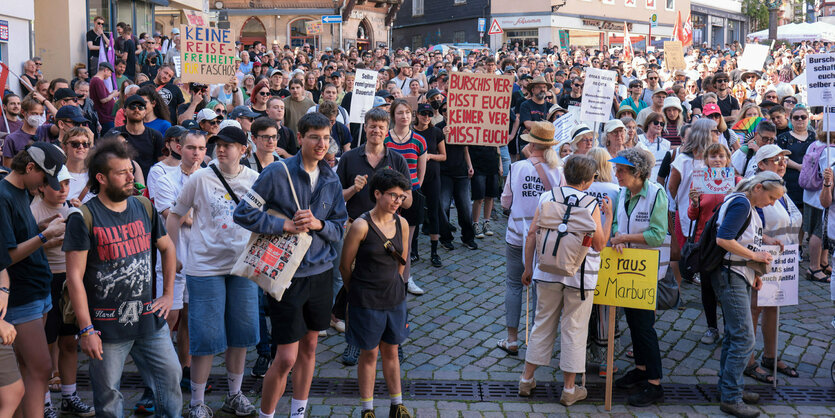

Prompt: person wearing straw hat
xmin=516 ymin=154 xmax=612 ymax=406
xmin=616 ymin=106 xmax=637 ymax=120
xmin=499 ymin=121 xmax=565 ymax=357
xmin=517 ymin=76 xmax=553 ymax=156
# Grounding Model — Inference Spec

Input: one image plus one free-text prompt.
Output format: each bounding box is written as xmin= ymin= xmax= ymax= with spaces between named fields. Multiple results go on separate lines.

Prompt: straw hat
xmin=525 ymin=76 xmax=553 ymax=91
xmin=521 ymin=121 xmax=557 ymax=146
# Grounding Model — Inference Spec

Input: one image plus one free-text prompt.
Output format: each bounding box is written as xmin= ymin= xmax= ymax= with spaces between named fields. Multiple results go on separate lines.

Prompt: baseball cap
xmin=417 ymin=103 xmax=433 ymax=114
xmin=164 ymin=125 xmax=187 ymax=139
xmin=56 ymin=105 xmax=89 ymax=123
xmin=702 ymin=103 xmax=722 ymax=117
xmin=219 ymin=119 xmax=242 ymax=131
xmin=171 ymin=28 xmax=180 ymax=35
xmin=375 ymin=90 xmax=393 ymax=99
xmin=229 ymin=105 xmax=260 ymax=119
xmin=426 ymin=88 xmax=443 ymax=100
xmin=53 ymin=88 xmax=78 ymax=102
xmin=208 ymin=126 xmax=248 ymax=145
xmin=196 ymin=108 xmax=221 ymax=123
xmin=372 ymin=96 xmax=388 ymax=108
xmin=604 ymin=119 xmax=626 ymax=133
xmin=269 ymin=69 xmax=283 ymax=77
xmin=753 ymin=144 xmax=791 ymax=166
xmin=57 ymin=166 xmax=72 ymax=183
xmin=124 ymin=95 xmax=146 ymax=108
xmin=181 ymin=120 xmax=199 ymax=130
xmin=25 ymin=142 xmax=66 ymax=191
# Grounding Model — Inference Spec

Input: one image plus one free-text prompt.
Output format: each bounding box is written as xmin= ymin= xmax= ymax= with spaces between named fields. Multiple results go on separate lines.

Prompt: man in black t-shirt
xmin=86 ymin=16 xmax=110 ymax=72
xmin=518 ymin=76 xmax=552 ymax=156
xmin=109 ymin=95 xmax=164 ymax=177
xmin=142 ymin=65 xmax=184 ymax=124
xmin=63 ymin=140 xmax=181 ymax=418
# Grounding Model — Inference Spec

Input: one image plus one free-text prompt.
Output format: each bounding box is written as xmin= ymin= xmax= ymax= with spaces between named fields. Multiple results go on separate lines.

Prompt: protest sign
xmin=446 ymin=72 xmax=514 ymax=146
xmin=692 ymin=167 xmax=735 ymax=194
xmin=552 ymin=111 xmax=577 ymax=145
xmin=305 ymin=21 xmax=322 ymax=35
xmin=805 ymin=53 xmax=835 ymax=107
xmin=757 ymin=244 xmax=799 ymax=307
xmin=594 ymin=247 xmax=659 ymax=310
xmin=172 ymin=55 xmax=181 ymax=77
xmin=180 ymin=25 xmax=236 ymax=84
xmin=663 ymin=41 xmax=685 ymax=71
xmin=183 ymin=10 xmax=209 ymax=26
xmin=580 ymin=68 xmax=617 ymax=124
xmin=738 ymin=44 xmax=770 ymax=70
xmin=349 ymin=69 xmax=378 ymax=124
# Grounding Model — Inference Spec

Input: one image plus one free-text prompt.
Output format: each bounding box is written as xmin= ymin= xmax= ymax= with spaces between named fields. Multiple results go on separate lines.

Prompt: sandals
xmin=496 ymin=339 xmax=520 ymax=356
xmin=743 ymin=363 xmax=776 ymax=384
xmin=821 ymin=263 xmax=833 ymax=276
xmin=49 ymin=371 xmax=61 ymax=393
xmin=761 ymin=357 xmax=799 ymax=378
xmin=807 ymin=268 xmax=830 ymax=283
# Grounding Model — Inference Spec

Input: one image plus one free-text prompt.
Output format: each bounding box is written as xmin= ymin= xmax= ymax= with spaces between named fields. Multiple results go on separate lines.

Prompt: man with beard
xmin=143 ymin=65 xmax=184 ymax=124
xmin=111 ymin=95 xmax=165 ymax=177
xmin=518 ymin=76 xmax=552 ymax=156
xmin=63 ymin=138 xmax=182 ymax=418
xmin=0 ymin=93 xmax=23 ymax=135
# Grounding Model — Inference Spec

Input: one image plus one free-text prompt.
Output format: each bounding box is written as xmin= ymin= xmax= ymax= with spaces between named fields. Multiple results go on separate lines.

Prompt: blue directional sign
xmin=322 ymin=15 xmax=342 ymax=24
xmin=478 ymin=18 xmax=486 ymax=32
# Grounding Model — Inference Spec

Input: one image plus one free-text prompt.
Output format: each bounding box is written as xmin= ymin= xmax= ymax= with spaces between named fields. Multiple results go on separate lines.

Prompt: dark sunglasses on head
xmin=127 ymin=103 xmax=146 ymax=110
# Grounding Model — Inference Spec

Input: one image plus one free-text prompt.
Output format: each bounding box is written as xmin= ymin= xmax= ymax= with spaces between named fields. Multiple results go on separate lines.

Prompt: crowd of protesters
xmin=0 ymin=14 xmax=834 ymax=418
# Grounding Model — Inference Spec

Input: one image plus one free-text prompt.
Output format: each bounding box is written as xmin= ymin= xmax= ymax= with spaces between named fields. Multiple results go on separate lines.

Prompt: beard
xmin=103 ymin=182 xmax=133 ymax=202
xmin=535 ymin=91 xmax=546 ymax=101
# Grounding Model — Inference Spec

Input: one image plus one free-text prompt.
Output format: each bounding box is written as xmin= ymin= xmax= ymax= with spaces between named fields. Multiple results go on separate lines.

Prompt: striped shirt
xmin=385 ymin=131 xmax=427 ymax=190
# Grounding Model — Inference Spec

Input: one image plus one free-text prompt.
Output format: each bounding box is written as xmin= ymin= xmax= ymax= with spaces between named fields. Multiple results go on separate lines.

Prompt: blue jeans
xmin=505 ymin=243 xmax=537 ymax=329
xmin=439 ymin=175 xmax=475 ymax=243
xmin=499 ymin=146 xmax=511 ymax=176
xmin=88 ymin=324 xmax=182 ymax=418
xmin=711 ymin=267 xmax=755 ymax=404
xmin=186 ymin=274 xmax=259 ymax=356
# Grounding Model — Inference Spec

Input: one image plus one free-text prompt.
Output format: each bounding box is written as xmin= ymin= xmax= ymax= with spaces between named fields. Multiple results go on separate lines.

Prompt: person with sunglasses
xmin=86 ymin=16 xmax=110 ymax=73
xmin=781 ymin=95 xmax=798 ymax=113
xmin=195 ymin=108 xmax=223 ymax=162
xmin=59 ymin=127 xmax=95 ymax=205
xmin=711 ymin=72 xmax=741 ymax=125
xmin=731 ymin=120 xmax=777 ymax=178
xmin=777 ymin=106 xmax=815 ymax=214
xmin=709 ymin=171 xmax=786 ymax=418
xmin=636 ymin=112 xmax=671 ymax=181
xmin=639 ymin=70 xmax=661 ymax=104
xmin=109 ymin=95 xmax=164 ymax=177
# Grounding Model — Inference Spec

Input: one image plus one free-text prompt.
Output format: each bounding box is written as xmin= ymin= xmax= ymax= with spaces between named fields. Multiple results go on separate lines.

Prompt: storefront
xmin=690 ymin=3 xmax=748 ymax=47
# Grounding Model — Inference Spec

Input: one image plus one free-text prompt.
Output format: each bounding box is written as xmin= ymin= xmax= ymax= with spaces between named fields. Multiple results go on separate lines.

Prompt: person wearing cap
xmin=517 ymin=154 xmax=612 ymax=406
xmin=569 ymin=123 xmax=596 ymax=156
xmin=233 ymin=113 xmax=348 ymax=418
xmin=518 ymin=76 xmax=553 ymax=157
xmin=636 ymin=112 xmax=671 ymax=180
xmin=603 ymin=119 xmax=628 ymax=169
xmin=635 ymin=87 xmax=666 ymax=127
xmin=30 ymin=163 xmax=96 ymax=417
xmin=616 ymin=105 xmax=638 ymax=120
xmin=709 ymin=72 xmax=741 ymax=124
xmin=229 ymin=105 xmax=260 ymax=136
xmin=731 ymin=120 xmax=777 ymax=178
xmin=498 ymin=121 xmax=565 ymax=357
xmin=620 ymin=80 xmax=648 ymax=116
xmin=166 ymin=126 xmax=259 ymax=418
xmin=702 ymin=101 xmax=739 ymax=151
xmin=609 ymin=147 xmax=669 ymax=407
xmin=47 ymin=105 xmax=91 ymax=146
xmin=269 ymin=70 xmax=291 ymax=99
xmin=112 ymin=95 xmax=165 ymax=177
xmin=425 ymin=88 xmax=445 ymax=125
xmin=53 ymin=88 xmax=81 ymax=112
xmin=1 ymin=142 xmax=70 ymax=417
xmin=89 ymin=62 xmax=119 ymax=132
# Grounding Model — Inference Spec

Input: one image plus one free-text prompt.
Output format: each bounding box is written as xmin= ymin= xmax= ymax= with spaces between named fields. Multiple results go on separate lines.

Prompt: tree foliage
xmin=742 ymin=0 xmax=771 ymax=31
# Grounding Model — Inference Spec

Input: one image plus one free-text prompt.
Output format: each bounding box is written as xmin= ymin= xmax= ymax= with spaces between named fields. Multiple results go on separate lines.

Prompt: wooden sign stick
xmin=604 ymin=306 xmax=616 ymax=411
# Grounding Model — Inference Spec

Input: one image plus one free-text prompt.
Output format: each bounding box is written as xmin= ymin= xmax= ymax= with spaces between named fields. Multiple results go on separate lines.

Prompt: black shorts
xmin=400 ymin=189 xmax=426 ymax=226
xmin=45 ymin=273 xmax=80 ymax=344
xmin=471 ymin=174 xmax=501 ymax=201
xmin=268 ymin=269 xmax=333 ymax=345
xmin=345 ymin=301 xmax=409 ymax=350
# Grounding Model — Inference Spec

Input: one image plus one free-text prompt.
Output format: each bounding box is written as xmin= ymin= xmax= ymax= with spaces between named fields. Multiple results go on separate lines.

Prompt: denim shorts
xmin=186 ymin=274 xmax=259 ymax=356
xmin=346 ymin=300 xmax=409 ymax=350
xmin=5 ymin=294 xmax=52 ymax=325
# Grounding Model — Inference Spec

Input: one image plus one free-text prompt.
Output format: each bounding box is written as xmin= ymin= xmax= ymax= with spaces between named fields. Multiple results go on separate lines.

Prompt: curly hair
xmin=616 ymin=147 xmax=653 ymax=181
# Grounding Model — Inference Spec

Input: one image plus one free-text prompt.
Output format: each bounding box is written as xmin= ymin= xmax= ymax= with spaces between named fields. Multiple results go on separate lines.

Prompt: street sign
xmin=488 ymin=19 xmax=503 ymax=35
xmin=478 ymin=18 xmax=486 ymax=32
xmin=650 ymin=13 xmax=658 ymax=28
xmin=322 ymin=15 xmax=342 ymax=24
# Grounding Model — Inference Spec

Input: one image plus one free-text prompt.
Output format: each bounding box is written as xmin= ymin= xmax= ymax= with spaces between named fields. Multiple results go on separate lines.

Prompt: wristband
xmin=826 ymin=184 xmax=833 ymax=188
xmin=38 ymin=233 xmax=48 ymax=243
xmin=0 ymin=287 xmax=9 ymax=294
xmin=77 ymin=324 xmax=94 ymax=336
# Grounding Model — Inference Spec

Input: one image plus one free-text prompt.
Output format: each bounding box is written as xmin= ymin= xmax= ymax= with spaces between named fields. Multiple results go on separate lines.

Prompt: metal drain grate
xmin=73 ymin=372 xmax=834 ymax=405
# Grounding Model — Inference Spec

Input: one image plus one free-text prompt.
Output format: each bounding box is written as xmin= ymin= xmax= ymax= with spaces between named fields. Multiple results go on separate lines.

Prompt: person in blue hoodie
xmin=233 ymin=112 xmax=347 ymax=418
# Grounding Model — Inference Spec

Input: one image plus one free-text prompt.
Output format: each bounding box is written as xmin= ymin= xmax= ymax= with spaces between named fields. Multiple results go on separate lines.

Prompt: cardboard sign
xmin=594 ymin=247 xmax=659 ymax=310
xmin=805 ymin=53 xmax=835 ymax=107
xmin=180 ymin=25 xmax=237 ymax=84
xmin=738 ymin=44 xmax=770 ymax=71
xmin=349 ymin=69 xmax=378 ymax=124
xmin=692 ymin=167 xmax=735 ymax=194
xmin=757 ymin=244 xmax=799 ymax=307
xmin=183 ymin=10 xmax=209 ymax=26
xmin=580 ymin=68 xmax=617 ymax=124
xmin=305 ymin=21 xmax=322 ymax=35
xmin=664 ymin=41 xmax=685 ymax=71
xmin=552 ymin=111 xmax=577 ymax=144
xmin=172 ymin=55 xmax=181 ymax=77
xmin=446 ymin=72 xmax=514 ymax=146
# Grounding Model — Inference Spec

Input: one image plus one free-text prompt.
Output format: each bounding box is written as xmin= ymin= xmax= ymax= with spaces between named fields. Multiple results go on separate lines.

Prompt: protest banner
xmin=552 ymin=111 xmax=577 ymax=146
xmin=738 ymin=44 xmax=770 ymax=70
xmin=806 ymin=53 xmax=835 ymax=107
xmin=757 ymin=244 xmax=799 ymax=307
xmin=172 ymin=55 xmax=181 ymax=77
xmin=349 ymin=69 xmax=378 ymax=124
xmin=305 ymin=21 xmax=322 ymax=35
xmin=692 ymin=167 xmax=735 ymax=194
xmin=595 ymin=246 xmax=659 ymax=409
xmin=446 ymin=72 xmax=514 ymax=146
xmin=579 ymin=68 xmax=617 ymax=124
xmin=179 ymin=25 xmax=236 ymax=84
xmin=663 ymin=41 xmax=685 ymax=71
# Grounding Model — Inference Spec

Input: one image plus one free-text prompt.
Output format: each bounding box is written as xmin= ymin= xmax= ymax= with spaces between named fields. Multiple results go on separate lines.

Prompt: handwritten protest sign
xmin=664 ymin=41 xmax=685 ymax=71
xmin=552 ymin=111 xmax=577 ymax=145
xmin=692 ymin=167 xmax=735 ymax=194
xmin=180 ymin=25 xmax=236 ymax=84
xmin=738 ymin=44 xmax=770 ymax=71
xmin=757 ymin=244 xmax=799 ymax=307
xmin=594 ymin=247 xmax=659 ymax=310
xmin=580 ymin=68 xmax=617 ymax=124
xmin=183 ymin=10 xmax=209 ymax=26
xmin=349 ymin=69 xmax=378 ymax=124
xmin=305 ymin=21 xmax=322 ymax=35
xmin=806 ymin=53 xmax=835 ymax=107
xmin=446 ymin=72 xmax=514 ymax=146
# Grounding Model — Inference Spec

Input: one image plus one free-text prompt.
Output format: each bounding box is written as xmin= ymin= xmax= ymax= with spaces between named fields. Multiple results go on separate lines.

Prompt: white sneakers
xmin=407 ymin=277 xmax=425 ymax=295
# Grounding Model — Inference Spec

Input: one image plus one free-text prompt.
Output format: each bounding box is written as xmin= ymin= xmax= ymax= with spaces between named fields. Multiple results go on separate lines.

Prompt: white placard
xmin=172 ymin=55 xmax=182 ymax=78
xmin=552 ymin=111 xmax=577 ymax=145
xmin=805 ymin=53 xmax=835 ymax=107
xmin=692 ymin=167 xmax=735 ymax=194
xmin=757 ymin=244 xmax=799 ymax=307
xmin=579 ymin=68 xmax=617 ymax=124
xmin=349 ymin=69 xmax=378 ymax=124
xmin=737 ymin=44 xmax=770 ymax=71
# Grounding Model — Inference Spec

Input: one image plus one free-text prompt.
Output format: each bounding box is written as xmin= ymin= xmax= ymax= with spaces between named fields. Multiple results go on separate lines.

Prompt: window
xmin=412 ymin=0 xmax=424 ymax=16
xmin=87 ymin=0 xmax=111 ymax=31
xmin=666 ymin=0 xmax=674 ymax=10
xmin=290 ymin=19 xmax=317 ymax=49
xmin=453 ymin=31 xmax=466 ymax=43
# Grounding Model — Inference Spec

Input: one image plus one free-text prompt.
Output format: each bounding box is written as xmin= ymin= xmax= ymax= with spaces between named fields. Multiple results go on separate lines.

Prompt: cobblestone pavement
xmin=82 ymin=212 xmax=835 ymax=416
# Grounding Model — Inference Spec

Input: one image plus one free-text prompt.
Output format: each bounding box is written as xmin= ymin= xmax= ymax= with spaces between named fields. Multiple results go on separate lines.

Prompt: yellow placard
xmin=593 ymin=247 xmax=659 ymax=310
xmin=305 ymin=21 xmax=323 ymax=35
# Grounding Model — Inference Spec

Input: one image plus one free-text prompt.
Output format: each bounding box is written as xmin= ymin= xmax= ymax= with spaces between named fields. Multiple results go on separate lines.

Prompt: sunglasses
xmin=258 ymin=91 xmax=271 ymax=96
xmin=650 ymin=120 xmax=664 ymax=126
xmin=66 ymin=141 xmax=91 ymax=149
xmin=386 ymin=192 xmax=408 ymax=203
xmin=418 ymin=112 xmax=433 ymax=117
xmin=766 ymin=155 xmax=788 ymax=164
xmin=784 ymin=99 xmax=797 ymax=104
xmin=573 ymin=84 xmax=583 ymax=88
xmin=205 ymin=120 xmax=220 ymax=126
xmin=648 ymin=77 xmax=658 ymax=80
xmin=792 ymin=115 xmax=808 ymax=120
xmin=127 ymin=103 xmax=146 ymax=110
xmin=215 ymin=109 xmax=227 ymax=115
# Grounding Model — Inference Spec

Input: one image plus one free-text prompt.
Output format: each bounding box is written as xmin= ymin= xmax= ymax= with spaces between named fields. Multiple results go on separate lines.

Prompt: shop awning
xmin=746 ymin=22 xmax=835 ymax=43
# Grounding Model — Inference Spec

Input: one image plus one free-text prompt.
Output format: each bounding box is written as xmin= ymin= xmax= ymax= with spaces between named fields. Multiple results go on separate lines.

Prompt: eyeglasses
xmin=573 ymin=84 xmax=583 ymax=88
xmin=215 ymin=109 xmax=227 ymax=115
xmin=648 ymin=77 xmax=658 ymax=80
xmin=66 ymin=141 xmax=91 ymax=149
xmin=95 ymin=22 xmax=104 ymax=26
xmin=205 ymin=120 xmax=220 ymax=126
xmin=760 ymin=136 xmax=776 ymax=143
xmin=386 ymin=192 xmax=408 ymax=203
xmin=418 ymin=112 xmax=433 ymax=117
xmin=256 ymin=134 xmax=277 ymax=141
xmin=650 ymin=120 xmax=664 ymax=126
xmin=35 ymin=62 xmax=42 ymax=66
xmin=766 ymin=155 xmax=788 ymax=164
xmin=792 ymin=115 xmax=808 ymax=120
xmin=258 ymin=91 xmax=271 ymax=96
xmin=127 ymin=103 xmax=146 ymax=110
xmin=784 ymin=99 xmax=797 ymax=104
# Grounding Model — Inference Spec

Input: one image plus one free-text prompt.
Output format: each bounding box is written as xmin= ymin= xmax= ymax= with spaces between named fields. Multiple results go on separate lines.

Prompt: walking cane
xmin=525 ymin=285 xmax=529 ymax=345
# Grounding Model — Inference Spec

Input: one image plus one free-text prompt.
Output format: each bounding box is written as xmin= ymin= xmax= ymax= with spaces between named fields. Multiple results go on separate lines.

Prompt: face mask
xmin=27 ymin=114 xmax=45 ymax=128
xmin=430 ymin=100 xmax=441 ymax=110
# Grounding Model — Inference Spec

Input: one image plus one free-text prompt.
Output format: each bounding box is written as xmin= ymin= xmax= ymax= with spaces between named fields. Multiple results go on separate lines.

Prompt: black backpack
xmin=692 ymin=196 xmax=751 ymax=275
